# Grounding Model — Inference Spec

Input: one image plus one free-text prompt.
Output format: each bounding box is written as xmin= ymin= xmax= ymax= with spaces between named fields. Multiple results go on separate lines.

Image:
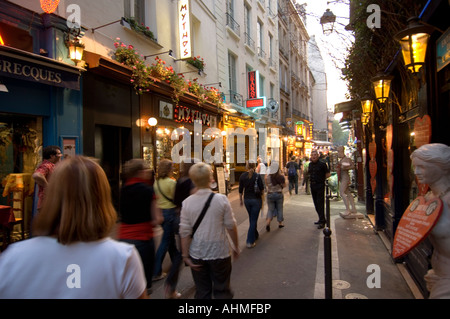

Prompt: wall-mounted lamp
xmin=145 ymin=117 xmax=158 ymax=132
xmin=371 ymin=72 xmax=393 ymax=104
xmin=91 ymin=17 xmax=131 ymax=33
xmin=144 ymin=50 xmax=174 ymax=60
xmin=361 ymin=113 xmax=370 ymax=126
xmin=65 ymin=28 xmax=85 ymax=64
xmin=148 ymin=117 xmax=158 ymax=127
xmin=394 ymin=17 xmax=433 ymax=74
xmin=360 ymin=92 xmax=374 ymax=115
xmin=67 ymin=38 xmax=84 ymax=63
xmin=320 ymin=9 xmax=336 ymax=35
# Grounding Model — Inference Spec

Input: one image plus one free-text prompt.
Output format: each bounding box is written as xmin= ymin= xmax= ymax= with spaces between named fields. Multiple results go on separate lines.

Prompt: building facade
xmin=278 ymin=0 xmax=312 ymax=163
xmin=0 ymin=0 xmax=319 ymax=242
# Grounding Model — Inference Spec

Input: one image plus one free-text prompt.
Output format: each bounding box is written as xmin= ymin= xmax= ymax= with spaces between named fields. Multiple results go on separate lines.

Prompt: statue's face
xmin=412 ymin=157 xmax=441 ymax=186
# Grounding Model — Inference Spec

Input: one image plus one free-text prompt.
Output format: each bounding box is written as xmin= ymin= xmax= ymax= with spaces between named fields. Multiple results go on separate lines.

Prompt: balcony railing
xmin=226 ymin=13 xmax=240 ymax=36
xmin=257 ymin=47 xmax=266 ymax=60
xmin=229 ymin=90 xmax=243 ymax=107
xmin=244 ymin=32 xmax=256 ymax=51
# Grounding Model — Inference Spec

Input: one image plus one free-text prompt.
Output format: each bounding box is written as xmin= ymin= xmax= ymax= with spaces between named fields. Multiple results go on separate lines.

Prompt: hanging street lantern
xmin=360 ymin=92 xmax=374 ymax=115
xmin=320 ymin=9 xmax=336 ymax=35
xmin=65 ymin=27 xmax=85 ymax=64
xmin=361 ymin=113 xmax=370 ymax=126
xmin=394 ymin=17 xmax=433 ymax=74
xmin=67 ymin=37 xmax=85 ymax=63
xmin=371 ymin=72 xmax=393 ymax=104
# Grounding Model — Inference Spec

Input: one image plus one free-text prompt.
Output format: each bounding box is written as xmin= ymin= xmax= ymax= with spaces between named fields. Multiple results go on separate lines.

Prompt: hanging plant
xmin=114 ymin=38 xmax=154 ymax=93
xmin=122 ymin=17 xmax=157 ymax=42
xmin=186 ymin=56 xmax=205 ymax=71
xmin=112 ymin=39 xmax=221 ymax=107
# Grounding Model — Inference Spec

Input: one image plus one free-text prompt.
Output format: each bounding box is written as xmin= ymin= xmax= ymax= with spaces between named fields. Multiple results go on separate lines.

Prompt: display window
xmin=0 ymin=114 xmax=42 ymax=204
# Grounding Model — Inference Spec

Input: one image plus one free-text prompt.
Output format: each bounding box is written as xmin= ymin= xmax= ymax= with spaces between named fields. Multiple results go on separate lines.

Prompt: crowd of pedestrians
xmin=0 ymin=149 xmax=332 ymax=299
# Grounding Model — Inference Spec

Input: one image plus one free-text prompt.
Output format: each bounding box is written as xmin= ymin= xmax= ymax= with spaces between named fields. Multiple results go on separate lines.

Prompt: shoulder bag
xmin=191 ymin=192 xmax=215 ymax=238
xmin=156 ymin=179 xmax=175 ymax=204
xmin=254 ymin=173 xmax=261 ymax=196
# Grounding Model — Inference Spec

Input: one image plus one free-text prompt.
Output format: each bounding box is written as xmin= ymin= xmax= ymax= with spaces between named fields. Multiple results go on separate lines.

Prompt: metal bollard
xmin=324 ymin=180 xmax=332 ymax=299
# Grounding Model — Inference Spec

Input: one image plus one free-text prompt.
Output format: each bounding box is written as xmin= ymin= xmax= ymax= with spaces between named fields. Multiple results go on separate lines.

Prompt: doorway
xmin=94 ymin=125 xmax=132 ymax=210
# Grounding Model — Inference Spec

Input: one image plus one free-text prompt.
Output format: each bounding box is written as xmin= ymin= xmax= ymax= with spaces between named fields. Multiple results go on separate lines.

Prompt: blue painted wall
xmin=0 ymin=76 xmax=83 ymax=153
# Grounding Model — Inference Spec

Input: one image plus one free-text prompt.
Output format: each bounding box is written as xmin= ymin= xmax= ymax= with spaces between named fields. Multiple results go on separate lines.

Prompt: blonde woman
xmin=180 ymin=162 xmax=239 ymax=299
xmin=0 ymin=156 xmax=147 ymax=299
xmin=153 ymin=159 xmax=178 ymax=281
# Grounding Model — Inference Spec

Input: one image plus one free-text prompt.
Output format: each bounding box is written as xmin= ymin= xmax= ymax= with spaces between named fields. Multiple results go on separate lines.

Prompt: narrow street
xmin=151 ymin=186 xmax=416 ymax=300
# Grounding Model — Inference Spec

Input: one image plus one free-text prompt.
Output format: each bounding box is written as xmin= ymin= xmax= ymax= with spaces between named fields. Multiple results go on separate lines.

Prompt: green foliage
xmin=123 ymin=17 xmax=157 ymax=42
xmin=113 ymin=39 xmax=222 ymax=107
xmin=185 ymin=56 xmax=205 ymax=71
xmin=332 ymin=120 xmax=350 ymax=146
xmin=341 ymin=0 xmax=428 ymax=100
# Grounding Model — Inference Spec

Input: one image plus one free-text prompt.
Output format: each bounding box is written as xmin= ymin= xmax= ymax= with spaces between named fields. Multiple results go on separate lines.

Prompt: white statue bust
xmin=337 ymin=146 xmax=357 ymax=218
xmin=411 ymin=143 xmax=450 ymax=299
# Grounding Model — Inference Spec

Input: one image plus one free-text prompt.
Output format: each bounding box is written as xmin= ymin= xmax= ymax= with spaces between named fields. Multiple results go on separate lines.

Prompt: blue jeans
xmin=244 ymin=198 xmax=262 ymax=245
xmin=153 ymin=208 xmax=181 ymax=277
xmin=266 ymin=192 xmax=284 ymax=222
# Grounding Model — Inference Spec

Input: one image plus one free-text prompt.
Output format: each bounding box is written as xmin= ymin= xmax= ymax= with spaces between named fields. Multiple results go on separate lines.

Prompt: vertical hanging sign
xmin=178 ymin=0 xmax=192 ymax=59
xmin=246 ymin=70 xmax=265 ymax=109
xmin=247 ymin=70 xmax=259 ymax=99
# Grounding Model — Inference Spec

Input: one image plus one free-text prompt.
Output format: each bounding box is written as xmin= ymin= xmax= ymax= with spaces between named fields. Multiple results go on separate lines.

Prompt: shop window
xmin=0 ymin=22 xmax=33 ymax=53
xmin=0 ymin=114 xmax=42 ymax=205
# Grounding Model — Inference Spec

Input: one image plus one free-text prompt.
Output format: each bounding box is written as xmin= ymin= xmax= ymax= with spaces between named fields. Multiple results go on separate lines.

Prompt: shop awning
xmin=0 ymin=45 xmax=84 ymax=90
xmin=334 ymin=100 xmax=359 ymax=114
xmin=84 ymin=51 xmax=132 ymax=84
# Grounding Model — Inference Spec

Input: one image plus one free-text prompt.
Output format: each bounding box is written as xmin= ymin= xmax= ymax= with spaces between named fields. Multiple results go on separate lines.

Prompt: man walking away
xmin=308 ymin=150 xmax=331 ymax=229
xmin=285 ymin=156 xmax=299 ymax=195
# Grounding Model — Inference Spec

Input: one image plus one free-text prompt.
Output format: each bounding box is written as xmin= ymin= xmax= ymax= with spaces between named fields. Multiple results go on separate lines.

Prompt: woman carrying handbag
xmin=180 ymin=162 xmax=240 ymax=299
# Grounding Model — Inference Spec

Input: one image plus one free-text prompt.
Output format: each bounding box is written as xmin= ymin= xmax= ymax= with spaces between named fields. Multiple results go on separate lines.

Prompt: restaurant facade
xmin=0 ymin=1 xmax=83 ymax=238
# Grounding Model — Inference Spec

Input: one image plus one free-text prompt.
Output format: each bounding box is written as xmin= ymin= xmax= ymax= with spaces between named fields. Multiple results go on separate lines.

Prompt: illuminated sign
xmin=246 ymin=97 xmax=266 ymax=108
xmin=247 ymin=70 xmax=259 ymax=99
xmin=40 ymin=0 xmax=60 ymax=14
xmin=246 ymin=70 xmax=265 ymax=109
xmin=174 ymin=104 xmax=217 ymax=127
xmin=178 ymin=0 xmax=192 ymax=59
xmin=296 ymin=123 xmax=304 ymax=135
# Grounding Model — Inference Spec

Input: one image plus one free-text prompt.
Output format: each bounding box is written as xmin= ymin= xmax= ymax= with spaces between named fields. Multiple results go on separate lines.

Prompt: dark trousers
xmin=120 ymin=238 xmax=155 ymax=289
xmin=288 ymin=175 xmax=298 ymax=194
xmin=190 ymin=257 xmax=233 ymax=299
xmin=311 ymin=185 xmax=326 ymax=224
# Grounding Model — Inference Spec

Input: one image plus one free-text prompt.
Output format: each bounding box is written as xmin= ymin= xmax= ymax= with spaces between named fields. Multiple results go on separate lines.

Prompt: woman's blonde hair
xmin=157 ymin=159 xmax=173 ymax=179
xmin=32 ymin=156 xmax=117 ymax=245
xmin=189 ymin=162 xmax=212 ymax=188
